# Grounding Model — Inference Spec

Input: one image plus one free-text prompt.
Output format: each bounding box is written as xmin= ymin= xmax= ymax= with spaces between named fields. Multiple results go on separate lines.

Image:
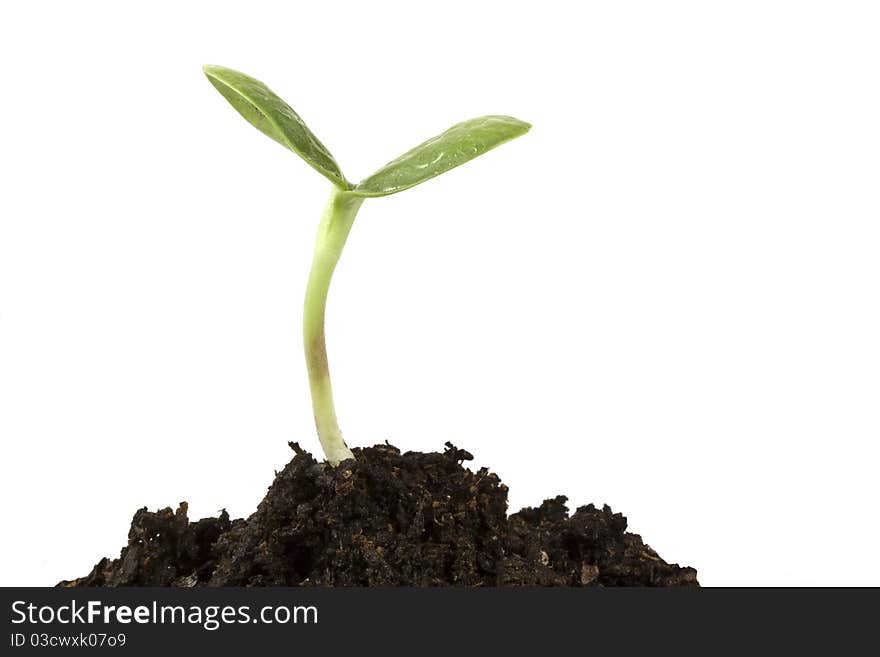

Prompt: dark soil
xmin=60 ymin=443 xmax=698 ymax=587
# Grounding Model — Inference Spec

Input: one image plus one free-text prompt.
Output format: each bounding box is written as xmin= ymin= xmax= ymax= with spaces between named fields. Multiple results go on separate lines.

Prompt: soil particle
xmin=60 ymin=443 xmax=697 ymax=587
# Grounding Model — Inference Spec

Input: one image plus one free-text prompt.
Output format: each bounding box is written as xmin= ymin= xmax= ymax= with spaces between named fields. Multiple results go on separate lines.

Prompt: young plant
xmin=203 ymin=65 xmax=530 ymax=465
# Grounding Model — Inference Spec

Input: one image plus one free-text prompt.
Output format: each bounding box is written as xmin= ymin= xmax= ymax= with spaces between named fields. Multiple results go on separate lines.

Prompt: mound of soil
xmin=60 ymin=443 xmax=698 ymax=587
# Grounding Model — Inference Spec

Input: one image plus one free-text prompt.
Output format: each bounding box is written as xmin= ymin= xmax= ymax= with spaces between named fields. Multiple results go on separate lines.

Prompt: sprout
xmin=203 ymin=65 xmax=530 ymax=465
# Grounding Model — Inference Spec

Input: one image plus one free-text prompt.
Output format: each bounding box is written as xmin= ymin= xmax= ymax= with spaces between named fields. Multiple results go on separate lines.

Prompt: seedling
xmin=203 ymin=65 xmax=530 ymax=465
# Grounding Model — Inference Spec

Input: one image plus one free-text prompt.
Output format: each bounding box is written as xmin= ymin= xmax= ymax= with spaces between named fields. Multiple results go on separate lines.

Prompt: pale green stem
xmin=303 ymin=186 xmax=364 ymax=465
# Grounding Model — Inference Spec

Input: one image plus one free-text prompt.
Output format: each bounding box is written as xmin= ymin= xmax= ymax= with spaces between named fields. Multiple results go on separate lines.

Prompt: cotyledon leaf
xmin=202 ymin=65 xmax=347 ymax=188
xmin=352 ymin=115 xmax=530 ymax=198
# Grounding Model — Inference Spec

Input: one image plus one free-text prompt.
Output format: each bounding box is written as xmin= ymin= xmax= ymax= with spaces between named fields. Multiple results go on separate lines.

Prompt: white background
xmin=1 ymin=1 xmax=878 ymax=587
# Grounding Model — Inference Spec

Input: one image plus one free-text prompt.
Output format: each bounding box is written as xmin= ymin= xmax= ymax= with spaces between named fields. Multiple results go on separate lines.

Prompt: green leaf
xmin=202 ymin=65 xmax=347 ymax=188
xmin=353 ymin=115 xmax=530 ymax=198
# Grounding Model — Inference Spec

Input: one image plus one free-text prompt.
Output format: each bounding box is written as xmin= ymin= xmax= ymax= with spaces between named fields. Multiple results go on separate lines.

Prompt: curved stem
xmin=303 ymin=186 xmax=364 ymax=465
